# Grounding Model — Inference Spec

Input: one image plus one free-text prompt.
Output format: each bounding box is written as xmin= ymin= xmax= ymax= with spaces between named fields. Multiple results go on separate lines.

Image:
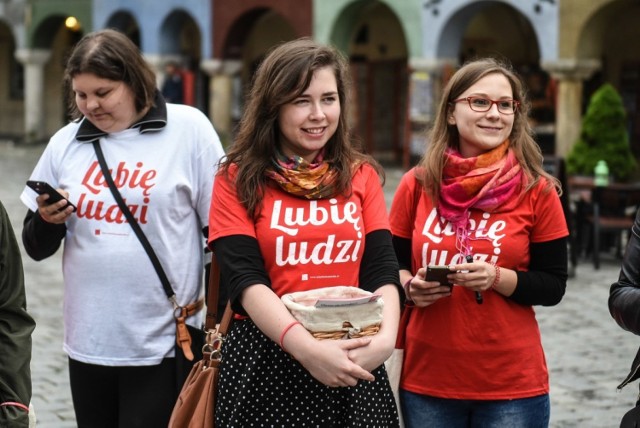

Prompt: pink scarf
xmin=438 ymin=140 xmax=524 ymax=255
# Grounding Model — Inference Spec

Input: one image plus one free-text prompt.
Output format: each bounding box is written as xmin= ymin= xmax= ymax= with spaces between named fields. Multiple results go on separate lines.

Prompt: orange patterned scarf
xmin=439 ymin=140 xmax=524 ymax=228
xmin=265 ymin=150 xmax=339 ymax=199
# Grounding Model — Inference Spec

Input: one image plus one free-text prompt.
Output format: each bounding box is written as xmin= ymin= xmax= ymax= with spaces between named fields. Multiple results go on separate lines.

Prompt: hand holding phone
xmin=26 ymin=180 xmax=77 ymax=212
xmin=425 ymin=265 xmax=452 ymax=286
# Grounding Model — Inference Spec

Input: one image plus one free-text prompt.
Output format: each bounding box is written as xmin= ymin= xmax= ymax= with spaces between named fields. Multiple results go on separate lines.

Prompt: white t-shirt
xmin=20 ymin=103 xmax=225 ymax=366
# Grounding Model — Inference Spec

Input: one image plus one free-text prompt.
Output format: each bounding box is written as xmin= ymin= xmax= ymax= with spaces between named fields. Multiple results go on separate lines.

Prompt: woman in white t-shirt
xmin=20 ymin=29 xmax=225 ymax=427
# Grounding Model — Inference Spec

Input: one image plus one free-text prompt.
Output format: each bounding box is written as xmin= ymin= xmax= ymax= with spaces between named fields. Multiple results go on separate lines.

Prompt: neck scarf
xmin=438 ymin=140 xmax=524 ymax=255
xmin=265 ymin=150 xmax=339 ymax=199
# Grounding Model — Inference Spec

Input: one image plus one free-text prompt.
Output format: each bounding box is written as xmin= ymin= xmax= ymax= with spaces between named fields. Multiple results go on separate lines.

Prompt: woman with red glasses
xmin=389 ymin=58 xmax=568 ymax=427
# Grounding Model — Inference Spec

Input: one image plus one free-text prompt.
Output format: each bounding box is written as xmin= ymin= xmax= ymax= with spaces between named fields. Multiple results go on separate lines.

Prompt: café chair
xmin=586 ymin=184 xmax=640 ymax=269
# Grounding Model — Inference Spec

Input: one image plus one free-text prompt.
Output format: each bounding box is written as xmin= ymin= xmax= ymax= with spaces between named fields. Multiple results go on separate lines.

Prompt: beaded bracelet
xmin=279 ymin=321 xmax=301 ymax=353
xmin=490 ymin=262 xmax=501 ymax=289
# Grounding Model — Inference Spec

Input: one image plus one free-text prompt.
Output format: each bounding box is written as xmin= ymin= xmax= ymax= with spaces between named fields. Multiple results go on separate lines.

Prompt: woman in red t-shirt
xmin=209 ymin=38 xmax=402 ymax=427
xmin=389 ymin=58 xmax=568 ymax=427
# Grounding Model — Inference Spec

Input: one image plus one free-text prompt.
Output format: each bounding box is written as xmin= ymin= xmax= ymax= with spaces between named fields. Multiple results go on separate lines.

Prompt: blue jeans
xmin=400 ymin=389 xmax=550 ymax=428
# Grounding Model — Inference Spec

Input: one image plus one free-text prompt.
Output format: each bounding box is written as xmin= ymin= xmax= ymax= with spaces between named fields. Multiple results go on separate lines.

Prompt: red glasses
xmin=451 ymin=96 xmax=520 ymax=115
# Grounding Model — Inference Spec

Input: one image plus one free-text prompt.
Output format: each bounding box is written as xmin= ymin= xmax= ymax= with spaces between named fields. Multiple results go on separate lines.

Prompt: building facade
xmin=1 ymin=0 xmax=639 ymax=166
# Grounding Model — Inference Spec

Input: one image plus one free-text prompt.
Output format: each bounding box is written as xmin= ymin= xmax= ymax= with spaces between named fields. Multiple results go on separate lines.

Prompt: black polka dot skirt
xmin=215 ymin=319 xmax=400 ymax=428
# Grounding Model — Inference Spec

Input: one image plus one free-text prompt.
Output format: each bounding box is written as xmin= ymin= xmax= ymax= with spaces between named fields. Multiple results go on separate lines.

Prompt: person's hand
xmin=406 ymin=267 xmax=452 ymax=307
xmin=37 ymin=191 xmax=74 ymax=224
xmin=345 ymin=333 xmax=395 ymax=373
xmin=293 ymin=336 xmax=376 ymax=387
xmin=449 ymin=260 xmax=496 ymax=293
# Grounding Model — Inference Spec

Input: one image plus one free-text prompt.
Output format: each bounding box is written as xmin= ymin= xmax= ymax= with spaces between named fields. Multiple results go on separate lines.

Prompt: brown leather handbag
xmin=169 ymin=255 xmax=233 ymax=428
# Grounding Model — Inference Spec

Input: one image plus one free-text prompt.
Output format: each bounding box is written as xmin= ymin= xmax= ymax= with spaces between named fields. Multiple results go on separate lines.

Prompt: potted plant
xmin=566 ymin=83 xmax=637 ymax=181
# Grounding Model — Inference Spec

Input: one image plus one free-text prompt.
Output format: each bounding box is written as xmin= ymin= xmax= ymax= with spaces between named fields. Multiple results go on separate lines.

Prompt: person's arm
xmin=211 ymin=235 xmax=271 ymax=317
xmin=392 ymin=235 xmax=414 ymax=301
xmin=0 ymin=204 xmax=35 ymax=427
xmin=359 ymin=230 xmax=403 ymax=299
xmin=350 ymin=229 xmax=401 ymax=370
xmin=425 ymin=237 xmax=568 ymax=307
xmin=212 ymin=235 xmax=376 ymax=387
xmin=609 ymin=210 xmax=640 ymax=334
xmin=21 ymin=209 xmax=66 ymax=261
xmin=509 ymin=237 xmax=568 ymax=306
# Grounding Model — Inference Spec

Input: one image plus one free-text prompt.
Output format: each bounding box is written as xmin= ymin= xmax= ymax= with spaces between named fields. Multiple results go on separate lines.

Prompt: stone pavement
xmin=0 ymin=139 xmax=638 ymax=427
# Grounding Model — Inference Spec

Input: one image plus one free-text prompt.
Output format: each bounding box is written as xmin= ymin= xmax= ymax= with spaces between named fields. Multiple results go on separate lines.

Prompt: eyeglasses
xmin=451 ymin=96 xmax=519 ymax=115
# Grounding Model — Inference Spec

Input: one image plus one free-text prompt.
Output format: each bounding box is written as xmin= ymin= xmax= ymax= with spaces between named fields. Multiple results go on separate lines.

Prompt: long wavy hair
xmin=418 ymin=57 xmax=559 ymax=202
xmin=220 ymin=37 xmax=382 ymax=217
xmin=63 ymin=29 xmax=157 ymax=120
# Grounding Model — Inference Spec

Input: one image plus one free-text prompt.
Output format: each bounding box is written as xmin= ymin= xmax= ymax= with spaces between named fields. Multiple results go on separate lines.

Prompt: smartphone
xmin=426 ymin=265 xmax=452 ymax=286
xmin=26 ymin=180 xmax=77 ymax=212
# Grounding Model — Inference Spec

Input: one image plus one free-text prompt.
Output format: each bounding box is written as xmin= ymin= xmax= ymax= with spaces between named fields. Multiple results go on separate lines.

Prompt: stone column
xmin=543 ymin=59 xmax=601 ymax=157
xmin=15 ymin=48 xmax=51 ymax=143
xmin=201 ymin=59 xmax=243 ymax=146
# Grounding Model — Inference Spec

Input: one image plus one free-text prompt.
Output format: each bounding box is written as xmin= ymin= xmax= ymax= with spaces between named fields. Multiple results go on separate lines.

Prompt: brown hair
xmin=63 ymin=29 xmax=157 ymax=120
xmin=220 ymin=37 xmax=382 ymax=217
xmin=418 ymin=57 xmax=559 ymax=202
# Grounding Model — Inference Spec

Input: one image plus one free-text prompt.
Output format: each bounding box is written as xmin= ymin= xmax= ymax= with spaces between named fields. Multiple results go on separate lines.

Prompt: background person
xmin=19 ymin=29 xmax=224 ymax=427
xmin=0 ymin=199 xmax=35 ymax=428
xmin=389 ymin=57 xmax=568 ymax=428
xmin=608 ymin=209 xmax=640 ymax=425
xmin=208 ymin=38 xmax=402 ymax=427
xmin=161 ymin=61 xmax=184 ymax=104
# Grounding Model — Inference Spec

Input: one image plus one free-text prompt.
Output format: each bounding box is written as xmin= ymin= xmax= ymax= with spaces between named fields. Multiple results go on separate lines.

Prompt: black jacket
xmin=609 ymin=209 xmax=640 ymax=394
xmin=0 ymin=201 xmax=35 ymax=427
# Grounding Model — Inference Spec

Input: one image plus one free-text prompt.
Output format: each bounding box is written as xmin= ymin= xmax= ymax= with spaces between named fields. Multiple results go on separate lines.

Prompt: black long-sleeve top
xmin=22 ymin=209 xmax=67 ymax=261
xmin=212 ymin=229 xmax=403 ymax=316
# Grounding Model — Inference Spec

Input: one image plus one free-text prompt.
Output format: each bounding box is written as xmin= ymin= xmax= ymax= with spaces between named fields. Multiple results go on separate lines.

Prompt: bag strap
xmin=91 ymin=141 xmax=177 ymax=304
xmin=205 ymin=254 xmax=232 ymax=333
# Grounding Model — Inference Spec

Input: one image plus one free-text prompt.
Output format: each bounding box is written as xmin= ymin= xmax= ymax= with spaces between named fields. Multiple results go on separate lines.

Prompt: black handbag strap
xmin=92 ymin=141 xmax=176 ymax=304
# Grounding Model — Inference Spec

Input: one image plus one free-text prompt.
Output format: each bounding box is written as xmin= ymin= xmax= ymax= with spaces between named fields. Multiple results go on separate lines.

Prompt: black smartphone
xmin=426 ymin=265 xmax=452 ymax=286
xmin=26 ymin=180 xmax=77 ymax=212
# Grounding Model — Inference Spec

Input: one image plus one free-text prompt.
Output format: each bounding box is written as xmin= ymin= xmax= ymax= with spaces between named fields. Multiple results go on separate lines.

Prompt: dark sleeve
xmin=392 ymin=235 xmax=412 ymax=271
xmin=211 ymin=235 xmax=271 ymax=317
xmin=510 ymin=237 xmax=568 ymax=306
xmin=609 ymin=210 xmax=640 ymax=334
xmin=0 ymin=202 xmax=35 ymax=427
xmin=21 ymin=209 xmax=66 ymax=261
xmin=359 ymin=230 xmax=403 ymax=304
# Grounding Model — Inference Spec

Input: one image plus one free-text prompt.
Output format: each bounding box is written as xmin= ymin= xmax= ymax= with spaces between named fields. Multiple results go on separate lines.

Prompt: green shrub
xmin=566 ymin=83 xmax=637 ymax=181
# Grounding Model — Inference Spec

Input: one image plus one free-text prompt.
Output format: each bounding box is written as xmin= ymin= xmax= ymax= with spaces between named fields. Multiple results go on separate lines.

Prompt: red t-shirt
xmin=389 ymin=169 xmax=568 ymax=400
xmin=209 ymin=163 xmax=390 ymax=296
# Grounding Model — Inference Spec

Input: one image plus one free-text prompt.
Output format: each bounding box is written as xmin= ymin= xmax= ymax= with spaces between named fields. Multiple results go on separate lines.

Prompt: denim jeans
xmin=400 ymin=389 xmax=550 ymax=428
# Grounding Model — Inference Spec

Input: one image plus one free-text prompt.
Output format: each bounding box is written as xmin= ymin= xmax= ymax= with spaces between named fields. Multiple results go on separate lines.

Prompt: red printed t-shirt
xmin=209 ymin=163 xmax=390 ymax=297
xmin=389 ymin=169 xmax=568 ymax=400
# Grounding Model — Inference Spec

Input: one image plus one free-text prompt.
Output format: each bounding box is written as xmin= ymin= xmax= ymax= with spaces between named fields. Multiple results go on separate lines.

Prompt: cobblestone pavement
xmin=1 ymin=140 xmax=638 ymax=427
